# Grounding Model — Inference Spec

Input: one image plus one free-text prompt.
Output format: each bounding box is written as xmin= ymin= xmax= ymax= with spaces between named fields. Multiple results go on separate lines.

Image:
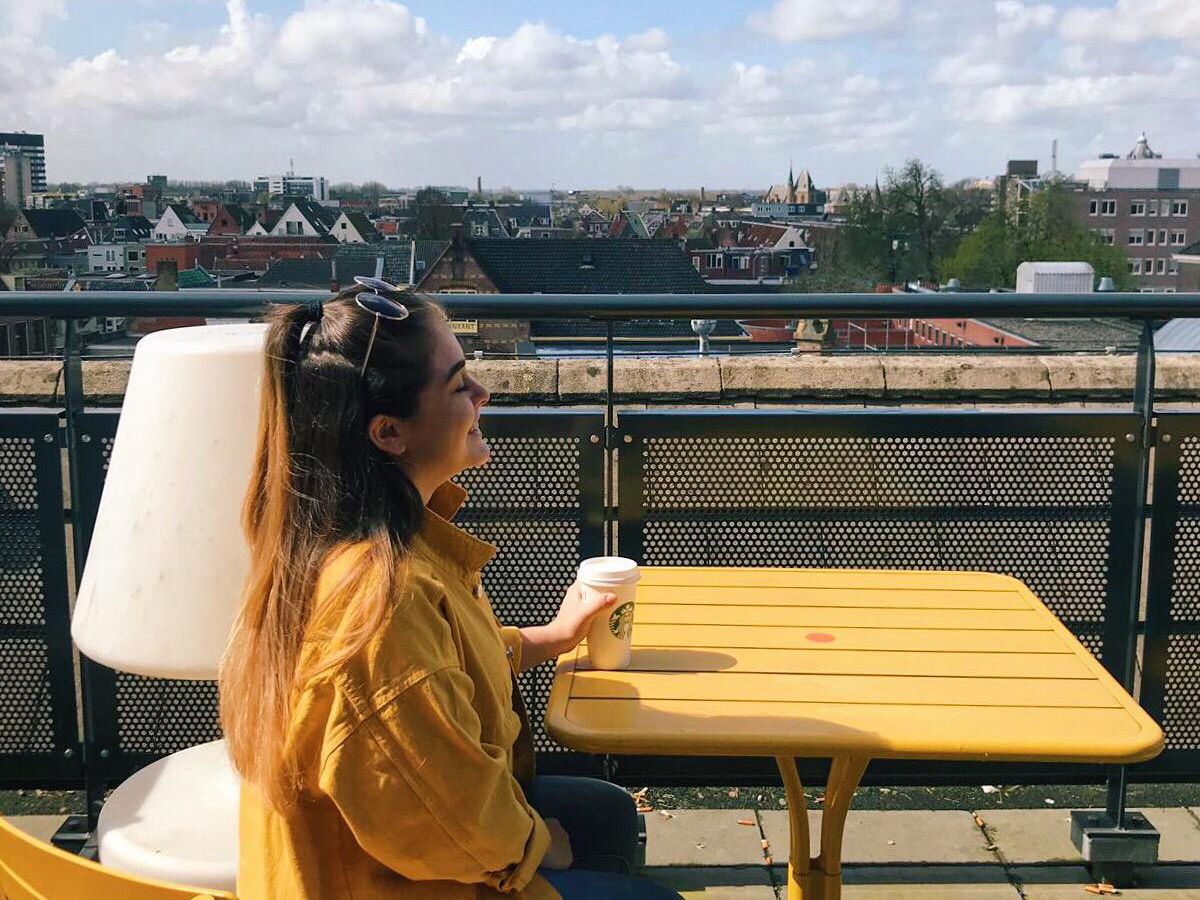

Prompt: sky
xmin=2 ymin=0 xmax=1198 ymax=191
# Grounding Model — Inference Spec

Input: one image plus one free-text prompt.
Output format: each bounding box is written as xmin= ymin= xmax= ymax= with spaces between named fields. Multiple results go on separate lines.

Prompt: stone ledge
xmin=4 ymin=353 xmax=1200 ymax=406
xmin=721 ymin=354 xmax=885 ymax=399
xmin=883 ymin=356 xmax=1051 ymax=399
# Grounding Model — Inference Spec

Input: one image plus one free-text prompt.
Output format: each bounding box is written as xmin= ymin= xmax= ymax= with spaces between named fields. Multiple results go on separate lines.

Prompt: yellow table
xmin=545 ymin=567 xmax=1164 ymax=900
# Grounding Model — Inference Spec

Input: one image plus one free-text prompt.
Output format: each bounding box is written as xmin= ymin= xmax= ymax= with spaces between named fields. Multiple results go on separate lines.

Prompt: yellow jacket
xmin=238 ymin=483 xmax=559 ymax=899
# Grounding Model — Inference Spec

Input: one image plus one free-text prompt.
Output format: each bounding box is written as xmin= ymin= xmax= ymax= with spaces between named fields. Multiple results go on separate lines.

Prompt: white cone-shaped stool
xmin=73 ymin=324 xmax=267 ymax=893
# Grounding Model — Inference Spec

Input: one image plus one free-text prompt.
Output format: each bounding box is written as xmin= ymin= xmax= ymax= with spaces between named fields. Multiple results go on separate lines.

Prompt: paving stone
xmin=1017 ymin=864 xmax=1200 ymax=898
xmin=983 ymin=808 xmax=1200 ymax=865
xmin=978 ymin=809 xmax=1081 ymax=864
xmin=5 ymin=815 xmax=67 ymax=843
xmin=1140 ymin=809 xmax=1200 ymax=863
xmin=644 ymin=810 xmax=766 ymax=867
xmin=772 ymin=863 xmax=1018 ymax=898
xmin=759 ymin=810 xmax=995 ymax=865
xmin=642 ymin=866 xmax=776 ymax=899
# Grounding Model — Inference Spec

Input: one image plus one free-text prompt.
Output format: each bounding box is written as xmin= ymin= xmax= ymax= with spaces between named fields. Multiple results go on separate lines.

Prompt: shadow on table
xmin=576 ymin=648 xmax=740 ymax=672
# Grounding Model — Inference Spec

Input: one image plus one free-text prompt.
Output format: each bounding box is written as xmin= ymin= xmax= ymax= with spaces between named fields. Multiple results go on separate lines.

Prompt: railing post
xmin=59 ymin=318 xmax=108 ymax=839
xmin=1071 ymin=318 xmax=1161 ymax=886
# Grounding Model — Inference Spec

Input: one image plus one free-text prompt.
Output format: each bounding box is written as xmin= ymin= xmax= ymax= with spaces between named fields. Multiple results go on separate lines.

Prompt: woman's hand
xmin=541 ymin=818 xmax=573 ymax=870
xmin=548 ymin=581 xmax=616 ymax=653
xmin=516 ymin=582 xmax=616 ymax=671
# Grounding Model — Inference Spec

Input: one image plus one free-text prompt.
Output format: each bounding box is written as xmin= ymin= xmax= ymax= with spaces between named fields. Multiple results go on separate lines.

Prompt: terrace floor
xmin=9 ymin=806 xmax=1200 ymax=898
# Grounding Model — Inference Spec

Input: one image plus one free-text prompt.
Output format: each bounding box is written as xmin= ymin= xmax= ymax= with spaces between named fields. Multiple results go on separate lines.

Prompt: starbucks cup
xmin=577 ymin=557 xmax=641 ymax=669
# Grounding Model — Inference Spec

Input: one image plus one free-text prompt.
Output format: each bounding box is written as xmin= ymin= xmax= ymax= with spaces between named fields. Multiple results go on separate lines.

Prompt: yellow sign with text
xmin=449 ymin=319 xmax=479 ymax=336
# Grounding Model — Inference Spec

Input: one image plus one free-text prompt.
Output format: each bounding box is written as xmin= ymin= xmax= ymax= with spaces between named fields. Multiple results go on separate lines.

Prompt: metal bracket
xmin=1070 ymin=810 xmax=1160 ymax=887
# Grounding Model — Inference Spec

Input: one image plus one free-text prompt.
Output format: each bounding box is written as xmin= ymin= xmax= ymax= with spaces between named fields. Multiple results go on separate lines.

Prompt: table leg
xmin=776 ymin=756 xmax=870 ymax=900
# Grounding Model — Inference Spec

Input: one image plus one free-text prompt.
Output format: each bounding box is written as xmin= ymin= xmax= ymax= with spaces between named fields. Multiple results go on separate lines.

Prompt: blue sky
xmin=5 ymin=0 xmax=1198 ymax=189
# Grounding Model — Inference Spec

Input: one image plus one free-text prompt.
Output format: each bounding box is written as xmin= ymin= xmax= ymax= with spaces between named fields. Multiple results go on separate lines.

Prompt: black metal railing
xmin=1 ymin=291 xmax=1199 ymax=827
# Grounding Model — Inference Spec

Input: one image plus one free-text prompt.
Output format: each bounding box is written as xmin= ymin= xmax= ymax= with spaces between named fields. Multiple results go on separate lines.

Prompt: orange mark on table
xmin=805 ymin=632 xmax=835 ymax=643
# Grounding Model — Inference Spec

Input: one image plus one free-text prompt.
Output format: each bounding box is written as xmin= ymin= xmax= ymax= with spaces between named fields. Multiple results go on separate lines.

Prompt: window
xmin=1101 ymin=199 xmax=1116 ymax=216
xmin=1160 ymin=199 xmax=1171 ymax=216
xmin=285 ymin=220 xmax=302 ymax=235
xmin=340 ymin=221 xmax=347 ymax=229
xmin=1148 ymin=200 xmax=1157 ymax=216
xmin=1128 ymin=229 xmax=1144 ymax=245
xmin=692 ymin=257 xmax=701 ymax=271
xmin=1171 ymin=200 xmax=1189 ymax=216
xmin=1172 ymin=230 xmax=1187 ymax=245
xmin=1130 ymin=259 xmax=1141 ymax=274
xmin=1088 ymin=199 xmax=1098 ymax=215
xmin=471 ymin=223 xmax=488 ymax=237
xmin=705 ymin=252 xmax=723 ymax=268
xmin=733 ymin=256 xmax=750 ymax=270
xmin=1147 ymin=230 xmax=1156 ymax=245
xmin=1130 ymin=200 xmax=1146 ymax=216
xmin=1157 ymin=258 xmax=1167 ymax=275
xmin=1096 ymin=228 xmax=1115 ymax=245
xmin=1170 ymin=261 xmax=1180 ymax=276
xmin=1159 ymin=229 xmax=1168 ymax=244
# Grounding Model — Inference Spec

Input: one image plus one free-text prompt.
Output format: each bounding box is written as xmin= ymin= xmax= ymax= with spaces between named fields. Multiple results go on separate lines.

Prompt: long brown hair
xmin=219 ymin=285 xmax=444 ymax=811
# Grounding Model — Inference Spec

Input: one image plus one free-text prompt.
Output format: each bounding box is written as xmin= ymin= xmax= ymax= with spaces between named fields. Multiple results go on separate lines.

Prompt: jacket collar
xmin=414 ymin=481 xmax=496 ymax=575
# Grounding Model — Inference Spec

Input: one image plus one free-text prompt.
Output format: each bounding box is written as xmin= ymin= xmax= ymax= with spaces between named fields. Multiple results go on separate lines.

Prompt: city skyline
xmin=2 ymin=0 xmax=1199 ymax=189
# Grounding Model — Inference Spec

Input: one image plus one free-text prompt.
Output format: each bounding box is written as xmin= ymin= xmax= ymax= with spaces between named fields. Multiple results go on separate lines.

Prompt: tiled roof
xmin=165 ymin=204 xmax=199 ymax=225
xmin=257 ymin=256 xmax=393 ymax=289
xmin=293 ymin=200 xmax=339 ymax=233
xmin=468 ymin=238 xmax=710 ymax=294
xmin=979 ymin=317 xmax=1141 ymax=350
xmin=113 ymin=215 xmax=153 ymax=239
xmin=20 ymin=208 xmax=88 ymax=239
xmin=334 ymin=239 xmax=448 ymax=284
xmin=221 ymin=203 xmax=258 ymax=231
xmin=342 ymin=211 xmax=381 ymax=241
xmin=531 ymin=318 xmax=741 ymax=338
xmin=176 ymin=266 xmax=216 ymax=288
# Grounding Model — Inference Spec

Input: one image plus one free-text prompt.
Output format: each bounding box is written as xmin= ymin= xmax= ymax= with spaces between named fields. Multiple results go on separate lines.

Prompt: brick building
xmin=1070 ymin=133 xmax=1200 ymax=293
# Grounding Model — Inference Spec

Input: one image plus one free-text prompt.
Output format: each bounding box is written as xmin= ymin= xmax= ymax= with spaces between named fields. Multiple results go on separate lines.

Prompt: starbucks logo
xmin=609 ymin=602 xmax=635 ymax=640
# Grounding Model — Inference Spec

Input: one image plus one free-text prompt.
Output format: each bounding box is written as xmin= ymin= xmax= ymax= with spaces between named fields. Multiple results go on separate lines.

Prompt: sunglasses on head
xmin=353 ymin=276 xmax=410 ymax=377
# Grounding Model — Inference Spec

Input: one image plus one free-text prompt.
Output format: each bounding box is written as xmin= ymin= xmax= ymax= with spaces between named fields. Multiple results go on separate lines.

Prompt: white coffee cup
xmin=577 ymin=557 xmax=641 ymax=669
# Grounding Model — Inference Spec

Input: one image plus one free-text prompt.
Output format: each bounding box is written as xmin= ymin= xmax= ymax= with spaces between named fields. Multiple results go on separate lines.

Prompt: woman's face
xmin=376 ymin=321 xmax=490 ymax=493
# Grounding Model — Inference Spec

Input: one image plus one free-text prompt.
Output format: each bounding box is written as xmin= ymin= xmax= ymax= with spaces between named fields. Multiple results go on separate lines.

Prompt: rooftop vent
xmin=580 ymin=252 xmax=595 ymax=270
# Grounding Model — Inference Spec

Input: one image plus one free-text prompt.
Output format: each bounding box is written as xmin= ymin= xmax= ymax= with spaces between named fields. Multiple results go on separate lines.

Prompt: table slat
xmin=636 ymin=604 xmax=1046 ymax=630
xmin=631 ymin=623 xmax=1073 ymax=653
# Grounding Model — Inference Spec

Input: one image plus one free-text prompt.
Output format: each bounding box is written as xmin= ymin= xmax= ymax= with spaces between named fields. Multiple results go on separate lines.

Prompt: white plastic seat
xmin=97 ymin=739 xmax=239 ymax=894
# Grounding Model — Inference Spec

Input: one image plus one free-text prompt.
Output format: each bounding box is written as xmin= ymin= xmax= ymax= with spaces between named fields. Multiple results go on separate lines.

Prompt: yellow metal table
xmin=545 ymin=567 xmax=1163 ymax=900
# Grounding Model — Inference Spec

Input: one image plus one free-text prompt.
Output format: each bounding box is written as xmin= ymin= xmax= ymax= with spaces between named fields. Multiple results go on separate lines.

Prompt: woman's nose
xmin=475 ymin=381 xmax=490 ymax=408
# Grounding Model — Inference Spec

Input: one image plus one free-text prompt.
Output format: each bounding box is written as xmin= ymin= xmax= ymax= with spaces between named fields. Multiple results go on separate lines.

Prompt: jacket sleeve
xmin=498 ymin=625 xmax=524 ymax=675
xmin=320 ymin=666 xmax=550 ymax=892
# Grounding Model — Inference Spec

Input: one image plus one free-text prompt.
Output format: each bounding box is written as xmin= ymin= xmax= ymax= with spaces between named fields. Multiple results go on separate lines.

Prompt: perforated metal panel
xmin=621 ymin=413 xmax=1142 ymax=674
xmin=76 ymin=410 xmax=604 ymax=779
xmin=456 ymin=412 xmax=605 ymax=758
xmin=0 ymin=412 xmax=80 ymax=782
xmin=1144 ymin=419 xmax=1200 ymax=769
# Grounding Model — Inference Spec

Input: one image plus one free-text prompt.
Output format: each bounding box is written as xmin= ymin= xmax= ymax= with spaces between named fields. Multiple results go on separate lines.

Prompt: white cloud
xmin=1059 ymin=0 xmax=1200 ymax=44
xmin=995 ymin=1 xmax=1056 ymax=38
xmin=747 ymin=0 xmax=902 ymax=41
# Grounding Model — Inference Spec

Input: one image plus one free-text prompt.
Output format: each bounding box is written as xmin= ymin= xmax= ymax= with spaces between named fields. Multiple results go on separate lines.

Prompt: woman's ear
xmin=367 ymin=413 xmax=408 ymax=457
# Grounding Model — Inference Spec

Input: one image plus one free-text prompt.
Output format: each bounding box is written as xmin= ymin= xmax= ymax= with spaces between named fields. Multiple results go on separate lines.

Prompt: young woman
xmin=219 ymin=279 xmax=682 ymax=900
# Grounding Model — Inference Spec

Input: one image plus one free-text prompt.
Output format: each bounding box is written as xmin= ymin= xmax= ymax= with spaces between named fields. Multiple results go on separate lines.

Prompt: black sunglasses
xmin=353 ymin=277 xmax=410 ymax=377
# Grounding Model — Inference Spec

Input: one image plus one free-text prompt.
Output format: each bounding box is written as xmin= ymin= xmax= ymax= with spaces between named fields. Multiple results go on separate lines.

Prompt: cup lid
xmin=577 ymin=556 xmax=641 ymax=585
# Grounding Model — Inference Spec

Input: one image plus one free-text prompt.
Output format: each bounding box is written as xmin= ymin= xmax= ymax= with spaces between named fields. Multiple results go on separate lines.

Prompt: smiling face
xmin=367 ymin=321 xmax=490 ymax=500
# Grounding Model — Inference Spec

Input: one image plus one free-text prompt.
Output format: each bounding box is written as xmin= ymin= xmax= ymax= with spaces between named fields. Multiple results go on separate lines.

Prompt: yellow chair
xmin=0 ymin=816 xmax=237 ymax=900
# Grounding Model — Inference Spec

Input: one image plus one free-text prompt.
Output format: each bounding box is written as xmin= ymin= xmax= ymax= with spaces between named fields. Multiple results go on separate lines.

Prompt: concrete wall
xmin=4 ymin=353 xmax=1200 ymax=408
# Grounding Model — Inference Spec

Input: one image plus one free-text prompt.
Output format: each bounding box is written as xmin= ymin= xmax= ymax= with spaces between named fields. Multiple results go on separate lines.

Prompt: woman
xmin=219 ymin=278 xmax=682 ymax=900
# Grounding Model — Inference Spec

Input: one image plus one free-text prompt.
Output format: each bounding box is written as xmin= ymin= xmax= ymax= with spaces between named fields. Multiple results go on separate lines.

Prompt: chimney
xmin=330 ymin=258 xmax=339 ymax=294
xmin=154 ymin=259 xmax=178 ymax=291
xmin=477 ymin=176 xmax=482 ymax=196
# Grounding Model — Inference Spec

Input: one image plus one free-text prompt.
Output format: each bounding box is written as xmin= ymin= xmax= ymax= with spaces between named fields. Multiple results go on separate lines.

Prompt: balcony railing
xmin=1 ymin=290 xmax=1198 ymax=832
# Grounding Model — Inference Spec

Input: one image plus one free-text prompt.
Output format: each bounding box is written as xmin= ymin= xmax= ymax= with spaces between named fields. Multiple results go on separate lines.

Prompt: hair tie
xmin=307 ymin=301 xmax=325 ymax=324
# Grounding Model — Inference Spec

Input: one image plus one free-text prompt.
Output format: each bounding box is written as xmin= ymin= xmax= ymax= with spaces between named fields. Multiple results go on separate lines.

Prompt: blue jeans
xmin=530 ymin=776 xmax=682 ymax=900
